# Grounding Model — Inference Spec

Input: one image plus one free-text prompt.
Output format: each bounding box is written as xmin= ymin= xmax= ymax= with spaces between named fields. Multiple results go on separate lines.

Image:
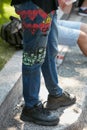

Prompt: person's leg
xmin=14 ymin=1 xmax=59 ymax=126
xmin=41 ymin=13 xmax=62 ymax=97
xmin=42 ymin=12 xmax=76 ymax=110
xmin=58 ymin=26 xmax=80 ymax=46
xmin=78 ymin=0 xmax=87 ymax=16
xmin=58 ymin=20 xmax=82 ymax=30
xmin=80 ymin=0 xmax=87 ymax=7
xmin=77 ymin=23 xmax=87 ymax=56
xmin=80 ymin=23 xmax=87 ymax=34
xmin=15 ymin=2 xmax=50 ymax=108
xmin=57 ymin=20 xmax=87 ymax=56
xmin=77 ymin=30 xmax=87 ymax=56
xmin=58 ymin=20 xmax=87 ymax=34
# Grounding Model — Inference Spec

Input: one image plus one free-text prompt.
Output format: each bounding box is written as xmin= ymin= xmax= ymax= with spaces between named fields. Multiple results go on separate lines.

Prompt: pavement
xmin=0 ymin=6 xmax=87 ymax=130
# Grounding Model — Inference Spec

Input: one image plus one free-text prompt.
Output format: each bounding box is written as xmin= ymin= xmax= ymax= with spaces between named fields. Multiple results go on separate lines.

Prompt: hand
xmin=58 ymin=0 xmax=72 ymax=14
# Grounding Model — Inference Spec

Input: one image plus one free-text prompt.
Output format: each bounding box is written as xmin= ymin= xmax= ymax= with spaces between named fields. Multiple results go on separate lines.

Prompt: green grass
xmin=0 ymin=0 xmax=19 ymax=70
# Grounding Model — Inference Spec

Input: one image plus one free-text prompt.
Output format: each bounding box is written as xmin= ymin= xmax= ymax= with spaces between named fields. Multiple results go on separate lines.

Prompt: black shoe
xmin=46 ymin=91 xmax=76 ymax=110
xmin=78 ymin=8 xmax=87 ymax=16
xmin=20 ymin=102 xmax=59 ymax=126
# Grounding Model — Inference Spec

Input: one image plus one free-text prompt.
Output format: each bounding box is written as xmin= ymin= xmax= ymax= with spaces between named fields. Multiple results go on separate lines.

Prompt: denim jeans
xmin=15 ymin=1 xmax=62 ymax=108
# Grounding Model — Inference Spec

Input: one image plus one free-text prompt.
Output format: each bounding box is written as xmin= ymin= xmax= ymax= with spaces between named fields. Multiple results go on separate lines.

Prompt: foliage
xmin=0 ymin=0 xmax=19 ymax=70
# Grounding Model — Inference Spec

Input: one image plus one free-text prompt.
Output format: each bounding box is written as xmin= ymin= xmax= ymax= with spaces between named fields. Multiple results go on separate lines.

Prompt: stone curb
xmin=0 ymin=51 xmax=22 ymax=126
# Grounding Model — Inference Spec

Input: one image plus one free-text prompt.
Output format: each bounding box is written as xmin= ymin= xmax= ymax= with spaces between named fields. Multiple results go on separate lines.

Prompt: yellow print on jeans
xmin=43 ymin=15 xmax=52 ymax=24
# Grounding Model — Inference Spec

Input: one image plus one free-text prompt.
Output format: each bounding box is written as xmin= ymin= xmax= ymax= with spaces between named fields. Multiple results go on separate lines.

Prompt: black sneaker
xmin=20 ymin=102 xmax=59 ymax=126
xmin=78 ymin=8 xmax=87 ymax=16
xmin=46 ymin=91 xmax=76 ymax=110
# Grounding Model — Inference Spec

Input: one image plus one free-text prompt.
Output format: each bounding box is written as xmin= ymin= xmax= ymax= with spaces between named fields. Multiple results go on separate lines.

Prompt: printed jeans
xmin=15 ymin=1 xmax=62 ymax=108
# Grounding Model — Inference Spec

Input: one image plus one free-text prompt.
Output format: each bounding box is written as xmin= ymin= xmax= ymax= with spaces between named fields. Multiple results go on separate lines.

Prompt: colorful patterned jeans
xmin=15 ymin=1 xmax=62 ymax=108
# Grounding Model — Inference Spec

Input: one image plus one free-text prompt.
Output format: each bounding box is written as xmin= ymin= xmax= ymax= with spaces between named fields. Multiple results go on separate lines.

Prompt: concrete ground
xmin=0 ymin=6 xmax=87 ymax=130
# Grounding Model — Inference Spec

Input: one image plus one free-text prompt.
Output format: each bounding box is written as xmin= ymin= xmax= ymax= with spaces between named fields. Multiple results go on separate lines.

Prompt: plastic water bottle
xmin=56 ymin=54 xmax=64 ymax=67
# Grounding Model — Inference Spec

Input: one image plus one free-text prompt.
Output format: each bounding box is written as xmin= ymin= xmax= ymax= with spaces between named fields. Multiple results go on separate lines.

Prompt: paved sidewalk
xmin=0 ymin=6 xmax=87 ymax=130
xmin=2 ymin=38 xmax=87 ymax=130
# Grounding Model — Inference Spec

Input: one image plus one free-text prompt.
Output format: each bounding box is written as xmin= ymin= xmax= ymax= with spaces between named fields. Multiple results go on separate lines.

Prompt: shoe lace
xmin=34 ymin=101 xmax=50 ymax=115
xmin=63 ymin=91 xmax=70 ymax=97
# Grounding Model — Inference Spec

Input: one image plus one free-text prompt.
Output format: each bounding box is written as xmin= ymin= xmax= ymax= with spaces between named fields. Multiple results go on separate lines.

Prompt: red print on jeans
xmin=22 ymin=22 xmax=50 ymax=34
xmin=17 ymin=9 xmax=47 ymax=21
xmin=17 ymin=9 xmax=50 ymax=34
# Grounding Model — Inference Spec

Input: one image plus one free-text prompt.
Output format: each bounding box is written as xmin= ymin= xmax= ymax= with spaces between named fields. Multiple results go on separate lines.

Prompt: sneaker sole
xmin=20 ymin=114 xmax=59 ymax=126
xmin=47 ymin=99 xmax=76 ymax=110
xmin=78 ymin=13 xmax=87 ymax=17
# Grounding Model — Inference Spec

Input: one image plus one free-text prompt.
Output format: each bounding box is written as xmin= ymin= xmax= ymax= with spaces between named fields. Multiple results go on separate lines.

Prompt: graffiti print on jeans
xmin=23 ymin=47 xmax=46 ymax=66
